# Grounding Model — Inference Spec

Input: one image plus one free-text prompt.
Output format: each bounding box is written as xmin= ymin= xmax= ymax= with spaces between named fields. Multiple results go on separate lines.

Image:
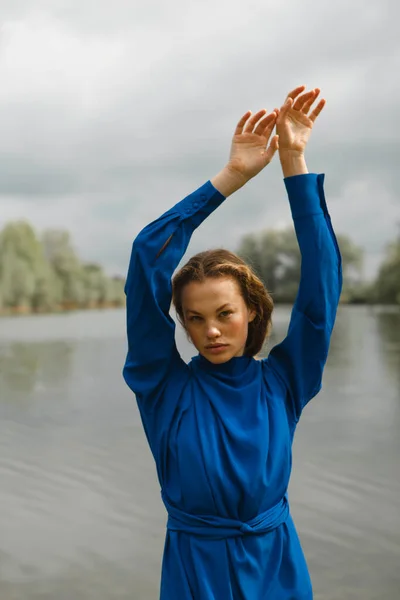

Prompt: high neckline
xmin=191 ymin=353 xmax=254 ymax=376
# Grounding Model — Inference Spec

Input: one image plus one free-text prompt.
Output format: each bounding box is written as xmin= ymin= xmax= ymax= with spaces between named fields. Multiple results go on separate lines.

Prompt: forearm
xmin=127 ymin=182 xmax=226 ymax=308
xmin=210 ymin=165 xmax=249 ymax=197
xmin=279 ymin=152 xmax=308 ymax=178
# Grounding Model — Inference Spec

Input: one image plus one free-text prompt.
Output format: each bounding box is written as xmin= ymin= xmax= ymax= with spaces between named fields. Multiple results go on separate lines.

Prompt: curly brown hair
xmin=172 ymin=249 xmax=274 ymax=357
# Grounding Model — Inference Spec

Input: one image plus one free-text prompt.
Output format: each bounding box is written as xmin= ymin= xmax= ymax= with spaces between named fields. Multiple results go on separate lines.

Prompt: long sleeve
xmin=265 ymin=173 xmax=342 ymax=424
xmin=123 ymin=180 xmax=226 ymax=408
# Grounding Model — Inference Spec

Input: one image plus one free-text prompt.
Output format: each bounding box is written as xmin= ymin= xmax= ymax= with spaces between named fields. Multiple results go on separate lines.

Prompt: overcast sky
xmin=0 ymin=0 xmax=399 ymax=279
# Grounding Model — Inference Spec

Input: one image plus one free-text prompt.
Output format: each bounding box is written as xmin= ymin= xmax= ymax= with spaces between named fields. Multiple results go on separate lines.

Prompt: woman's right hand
xmin=211 ymin=109 xmax=279 ymax=197
xmin=227 ymin=109 xmax=279 ymax=181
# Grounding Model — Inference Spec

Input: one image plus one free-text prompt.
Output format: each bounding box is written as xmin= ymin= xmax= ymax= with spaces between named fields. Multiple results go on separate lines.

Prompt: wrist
xmin=210 ymin=165 xmax=249 ymax=198
xmin=279 ymin=151 xmax=308 ymax=178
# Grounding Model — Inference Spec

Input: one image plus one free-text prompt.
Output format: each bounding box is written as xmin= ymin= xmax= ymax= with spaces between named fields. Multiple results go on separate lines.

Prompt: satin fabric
xmin=123 ymin=174 xmax=342 ymax=599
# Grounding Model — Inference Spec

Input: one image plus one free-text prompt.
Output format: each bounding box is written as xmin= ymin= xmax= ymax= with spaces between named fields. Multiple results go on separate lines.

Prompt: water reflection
xmin=0 ymin=342 xmax=73 ymax=400
xmin=0 ymin=307 xmax=399 ymax=600
xmin=374 ymin=308 xmax=400 ymax=388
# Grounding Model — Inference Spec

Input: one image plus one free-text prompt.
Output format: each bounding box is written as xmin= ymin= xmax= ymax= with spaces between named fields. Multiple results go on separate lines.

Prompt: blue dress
xmin=123 ymin=174 xmax=342 ymax=599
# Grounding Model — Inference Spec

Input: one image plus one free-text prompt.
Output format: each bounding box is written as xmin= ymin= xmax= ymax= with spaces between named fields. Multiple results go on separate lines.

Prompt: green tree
xmin=83 ymin=263 xmax=112 ymax=306
xmin=109 ymin=276 xmax=126 ymax=306
xmin=42 ymin=229 xmax=86 ymax=307
xmin=372 ymin=235 xmax=400 ymax=305
xmin=0 ymin=221 xmax=56 ymax=310
xmin=0 ymin=221 xmax=126 ymax=314
xmin=237 ymin=226 xmax=364 ymax=303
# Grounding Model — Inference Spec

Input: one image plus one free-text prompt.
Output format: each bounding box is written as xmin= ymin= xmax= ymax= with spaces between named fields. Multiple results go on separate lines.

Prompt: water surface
xmin=0 ymin=306 xmax=399 ymax=599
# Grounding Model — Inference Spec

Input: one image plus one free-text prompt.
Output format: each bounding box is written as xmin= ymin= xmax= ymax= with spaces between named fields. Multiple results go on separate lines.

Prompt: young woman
xmin=123 ymin=86 xmax=342 ymax=599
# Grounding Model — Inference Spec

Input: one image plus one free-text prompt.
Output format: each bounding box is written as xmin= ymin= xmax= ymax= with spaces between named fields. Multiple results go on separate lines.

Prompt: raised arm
xmin=264 ymin=87 xmax=343 ymax=423
xmin=123 ymin=183 xmax=224 ymax=402
xmin=123 ymin=108 xmax=279 ymax=404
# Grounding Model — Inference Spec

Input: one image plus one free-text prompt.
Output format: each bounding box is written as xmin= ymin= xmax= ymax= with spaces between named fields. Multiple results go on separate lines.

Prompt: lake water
xmin=0 ymin=306 xmax=399 ymax=599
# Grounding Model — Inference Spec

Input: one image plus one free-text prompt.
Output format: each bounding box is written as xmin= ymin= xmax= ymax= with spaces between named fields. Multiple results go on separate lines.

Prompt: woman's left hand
xmin=276 ymin=86 xmax=325 ymax=156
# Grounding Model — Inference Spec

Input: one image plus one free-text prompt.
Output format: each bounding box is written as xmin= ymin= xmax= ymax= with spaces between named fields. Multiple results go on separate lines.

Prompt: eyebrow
xmin=186 ymin=303 xmax=232 ymax=315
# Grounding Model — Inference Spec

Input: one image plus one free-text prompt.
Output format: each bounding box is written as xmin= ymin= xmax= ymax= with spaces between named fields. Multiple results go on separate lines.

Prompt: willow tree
xmin=0 ymin=221 xmax=57 ymax=311
xmin=42 ymin=229 xmax=86 ymax=308
xmin=109 ymin=276 xmax=126 ymax=306
xmin=82 ymin=263 xmax=112 ymax=306
xmin=0 ymin=221 xmax=127 ymax=313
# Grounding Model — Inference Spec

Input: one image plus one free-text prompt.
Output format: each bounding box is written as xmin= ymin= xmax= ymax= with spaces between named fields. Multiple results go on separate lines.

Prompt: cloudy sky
xmin=0 ymin=0 xmax=398 ymax=279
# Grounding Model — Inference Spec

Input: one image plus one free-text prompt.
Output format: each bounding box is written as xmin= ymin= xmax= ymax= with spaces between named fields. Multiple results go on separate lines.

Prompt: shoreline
xmin=1 ymin=301 xmax=399 ymax=319
xmin=0 ymin=301 xmax=125 ymax=318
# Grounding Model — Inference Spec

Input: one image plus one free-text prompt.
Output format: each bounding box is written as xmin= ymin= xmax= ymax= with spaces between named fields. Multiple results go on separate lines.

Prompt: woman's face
xmin=181 ymin=276 xmax=255 ymax=363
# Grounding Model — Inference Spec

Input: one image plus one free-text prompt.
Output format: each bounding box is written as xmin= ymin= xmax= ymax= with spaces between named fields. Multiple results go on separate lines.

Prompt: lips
xmin=206 ymin=344 xmax=228 ymax=349
xmin=205 ymin=344 xmax=229 ymax=354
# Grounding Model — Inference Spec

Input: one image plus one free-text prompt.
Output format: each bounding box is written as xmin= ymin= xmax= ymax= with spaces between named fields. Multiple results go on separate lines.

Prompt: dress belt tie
xmin=161 ymin=491 xmax=289 ymax=540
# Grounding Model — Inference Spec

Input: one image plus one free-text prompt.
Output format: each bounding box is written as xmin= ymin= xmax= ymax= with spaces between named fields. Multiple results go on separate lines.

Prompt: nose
xmin=206 ymin=324 xmax=221 ymax=339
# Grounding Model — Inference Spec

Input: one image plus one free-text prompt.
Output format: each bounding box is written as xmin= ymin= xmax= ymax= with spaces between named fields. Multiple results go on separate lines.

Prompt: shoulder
xmin=260 ymin=356 xmax=287 ymax=393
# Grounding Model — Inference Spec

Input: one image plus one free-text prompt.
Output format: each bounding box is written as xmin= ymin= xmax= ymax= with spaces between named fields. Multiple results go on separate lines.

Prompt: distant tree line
xmin=237 ymin=227 xmax=400 ymax=306
xmin=369 ymin=236 xmax=400 ymax=305
xmin=0 ymin=221 xmax=125 ymax=314
xmin=0 ymin=219 xmax=399 ymax=316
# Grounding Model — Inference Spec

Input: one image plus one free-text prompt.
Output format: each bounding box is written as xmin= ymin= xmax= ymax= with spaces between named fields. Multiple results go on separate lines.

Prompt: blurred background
xmin=0 ymin=0 xmax=399 ymax=598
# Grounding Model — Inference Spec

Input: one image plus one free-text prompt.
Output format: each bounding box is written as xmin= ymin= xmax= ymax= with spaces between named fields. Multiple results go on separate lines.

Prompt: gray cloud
xmin=0 ymin=0 xmax=399 ymax=279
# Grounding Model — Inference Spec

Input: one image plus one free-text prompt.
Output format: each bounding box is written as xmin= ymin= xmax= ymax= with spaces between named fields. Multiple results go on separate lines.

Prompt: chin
xmin=202 ymin=347 xmax=238 ymax=364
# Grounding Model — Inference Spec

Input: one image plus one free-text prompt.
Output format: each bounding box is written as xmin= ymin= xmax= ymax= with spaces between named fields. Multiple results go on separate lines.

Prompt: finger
xmin=234 ymin=111 xmax=252 ymax=135
xmin=253 ymin=111 xmax=277 ymax=136
xmin=243 ymin=109 xmax=267 ymax=133
xmin=301 ymin=88 xmax=320 ymax=114
xmin=272 ymin=107 xmax=280 ymax=120
xmin=261 ymin=116 xmax=278 ymax=140
xmin=270 ymin=134 xmax=279 ymax=152
xmin=263 ymin=135 xmax=279 ymax=164
xmin=277 ymin=97 xmax=293 ymax=121
xmin=309 ymin=98 xmax=326 ymax=122
xmin=285 ymin=85 xmax=306 ymax=102
xmin=293 ymin=90 xmax=317 ymax=111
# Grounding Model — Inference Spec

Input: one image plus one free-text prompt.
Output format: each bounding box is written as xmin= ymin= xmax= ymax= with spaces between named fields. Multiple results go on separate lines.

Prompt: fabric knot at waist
xmin=161 ymin=491 xmax=289 ymax=540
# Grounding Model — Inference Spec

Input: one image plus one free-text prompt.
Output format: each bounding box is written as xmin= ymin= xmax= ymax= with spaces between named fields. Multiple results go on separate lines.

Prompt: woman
xmin=123 ymin=86 xmax=342 ymax=599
